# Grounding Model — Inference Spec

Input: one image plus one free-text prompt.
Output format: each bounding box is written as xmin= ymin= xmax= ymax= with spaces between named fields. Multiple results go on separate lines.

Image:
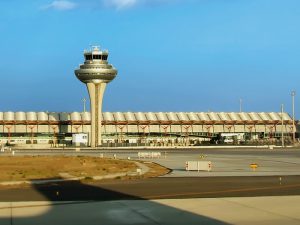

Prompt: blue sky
xmin=0 ymin=0 xmax=299 ymax=117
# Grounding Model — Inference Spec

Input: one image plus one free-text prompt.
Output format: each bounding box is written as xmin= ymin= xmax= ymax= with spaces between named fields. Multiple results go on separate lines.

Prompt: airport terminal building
xmin=0 ymin=111 xmax=296 ymax=147
xmin=1 ymin=47 xmax=297 ymax=147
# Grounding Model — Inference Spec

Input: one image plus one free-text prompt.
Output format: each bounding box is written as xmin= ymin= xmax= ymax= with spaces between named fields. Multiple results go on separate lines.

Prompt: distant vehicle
xmin=223 ymin=138 xmax=234 ymax=143
xmin=221 ymin=133 xmax=245 ymax=144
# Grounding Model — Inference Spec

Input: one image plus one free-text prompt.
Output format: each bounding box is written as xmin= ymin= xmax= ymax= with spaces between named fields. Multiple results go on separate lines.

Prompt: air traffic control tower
xmin=75 ymin=46 xmax=118 ymax=147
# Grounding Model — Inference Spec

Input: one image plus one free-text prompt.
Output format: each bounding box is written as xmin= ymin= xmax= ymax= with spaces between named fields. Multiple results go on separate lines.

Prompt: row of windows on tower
xmin=85 ymin=54 xmax=108 ymax=60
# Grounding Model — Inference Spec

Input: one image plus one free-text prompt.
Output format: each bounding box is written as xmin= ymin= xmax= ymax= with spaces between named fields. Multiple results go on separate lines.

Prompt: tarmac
xmin=7 ymin=148 xmax=300 ymax=177
xmin=134 ymin=149 xmax=300 ymax=177
xmin=1 ymin=148 xmax=300 ymax=224
xmin=0 ymin=196 xmax=300 ymax=225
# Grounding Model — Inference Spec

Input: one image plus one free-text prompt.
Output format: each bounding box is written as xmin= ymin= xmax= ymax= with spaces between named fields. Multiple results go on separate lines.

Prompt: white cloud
xmin=102 ymin=0 xmax=175 ymax=10
xmin=103 ymin=0 xmax=138 ymax=10
xmin=41 ymin=0 xmax=182 ymax=11
xmin=42 ymin=0 xmax=77 ymax=11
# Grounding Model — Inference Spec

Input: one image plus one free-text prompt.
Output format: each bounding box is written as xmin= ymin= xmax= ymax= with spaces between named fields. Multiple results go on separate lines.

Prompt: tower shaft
xmin=87 ymin=82 xmax=107 ymax=147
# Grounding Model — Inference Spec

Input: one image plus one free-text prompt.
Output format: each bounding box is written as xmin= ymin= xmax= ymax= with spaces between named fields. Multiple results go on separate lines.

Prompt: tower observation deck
xmin=75 ymin=46 xmax=118 ymax=147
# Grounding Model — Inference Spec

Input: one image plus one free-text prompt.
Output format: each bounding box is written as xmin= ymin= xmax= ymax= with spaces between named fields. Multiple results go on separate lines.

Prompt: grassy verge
xmin=0 ymin=156 xmax=138 ymax=182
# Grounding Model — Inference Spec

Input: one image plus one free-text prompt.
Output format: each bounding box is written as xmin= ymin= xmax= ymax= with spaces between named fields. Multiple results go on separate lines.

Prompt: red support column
xmin=139 ymin=125 xmax=149 ymax=144
xmin=268 ymin=125 xmax=275 ymax=138
xmin=28 ymin=125 xmax=36 ymax=144
xmin=205 ymin=125 xmax=212 ymax=137
xmin=226 ymin=125 xmax=233 ymax=133
xmin=183 ymin=125 xmax=191 ymax=145
xmin=161 ymin=125 xmax=170 ymax=146
xmin=118 ymin=125 xmax=125 ymax=143
xmin=73 ymin=124 xmax=82 ymax=133
xmin=51 ymin=125 xmax=58 ymax=147
xmin=4 ymin=125 xmax=13 ymax=144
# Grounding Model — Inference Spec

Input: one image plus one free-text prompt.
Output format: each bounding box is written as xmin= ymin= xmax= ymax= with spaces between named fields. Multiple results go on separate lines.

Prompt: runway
xmin=1 ymin=176 xmax=300 ymax=201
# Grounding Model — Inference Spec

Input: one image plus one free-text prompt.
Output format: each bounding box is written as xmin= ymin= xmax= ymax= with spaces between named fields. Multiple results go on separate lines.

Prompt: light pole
xmin=291 ymin=91 xmax=296 ymax=144
xmin=281 ymin=104 xmax=284 ymax=148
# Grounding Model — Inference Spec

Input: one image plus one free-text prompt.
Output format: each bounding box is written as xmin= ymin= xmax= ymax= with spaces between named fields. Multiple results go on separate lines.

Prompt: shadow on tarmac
xmin=0 ymin=179 xmax=231 ymax=225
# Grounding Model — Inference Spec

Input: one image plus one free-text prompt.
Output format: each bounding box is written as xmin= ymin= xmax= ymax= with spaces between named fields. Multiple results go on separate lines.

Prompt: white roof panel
xmin=4 ymin=112 xmax=14 ymax=121
xmin=208 ymin=112 xmax=220 ymax=121
xmin=124 ymin=112 xmax=136 ymax=121
xmin=177 ymin=112 xmax=189 ymax=121
xmin=258 ymin=113 xmax=271 ymax=121
xmin=135 ymin=112 xmax=147 ymax=121
xmin=0 ymin=111 xmax=291 ymax=123
xmin=156 ymin=112 xmax=168 ymax=121
xmin=239 ymin=113 xmax=251 ymax=121
xmin=249 ymin=112 xmax=261 ymax=121
xmin=37 ymin=112 xmax=48 ymax=121
xmin=145 ymin=112 xmax=158 ymax=122
xmin=228 ymin=112 xmax=241 ymax=121
xmin=218 ymin=112 xmax=229 ymax=121
xmin=187 ymin=112 xmax=198 ymax=121
xmin=48 ymin=112 xmax=59 ymax=121
xmin=166 ymin=112 xmax=179 ymax=121
xmin=197 ymin=113 xmax=210 ymax=121
xmin=26 ymin=112 xmax=37 ymax=121
xmin=282 ymin=112 xmax=292 ymax=121
xmin=268 ymin=112 xmax=281 ymax=121
xmin=114 ymin=112 xmax=125 ymax=122
xmin=15 ymin=112 xmax=26 ymax=121
xmin=103 ymin=112 xmax=114 ymax=121
xmin=70 ymin=112 xmax=81 ymax=121
xmin=81 ymin=112 xmax=91 ymax=121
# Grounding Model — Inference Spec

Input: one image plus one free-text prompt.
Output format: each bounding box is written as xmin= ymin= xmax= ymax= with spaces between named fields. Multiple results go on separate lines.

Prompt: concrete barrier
xmin=185 ymin=161 xmax=212 ymax=172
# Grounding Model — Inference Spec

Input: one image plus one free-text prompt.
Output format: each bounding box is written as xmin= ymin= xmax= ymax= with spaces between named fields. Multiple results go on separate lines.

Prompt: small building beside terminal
xmin=0 ymin=111 xmax=296 ymax=147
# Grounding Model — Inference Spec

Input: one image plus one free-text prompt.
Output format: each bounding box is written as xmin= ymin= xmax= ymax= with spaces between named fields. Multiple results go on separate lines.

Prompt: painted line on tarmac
xmin=0 ymin=201 xmax=91 ymax=210
xmin=144 ymin=183 xmax=300 ymax=199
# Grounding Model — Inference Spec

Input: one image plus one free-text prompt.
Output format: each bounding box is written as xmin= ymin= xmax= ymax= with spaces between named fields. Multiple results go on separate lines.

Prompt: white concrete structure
xmin=75 ymin=46 xmax=118 ymax=147
xmin=72 ymin=133 xmax=88 ymax=146
xmin=185 ymin=161 xmax=212 ymax=171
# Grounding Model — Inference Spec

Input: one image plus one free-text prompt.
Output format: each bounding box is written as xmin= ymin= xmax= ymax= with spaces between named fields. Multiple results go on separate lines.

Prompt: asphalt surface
xmin=9 ymin=147 xmax=300 ymax=154
xmin=7 ymin=148 xmax=300 ymax=177
xmin=1 ymin=149 xmax=300 ymax=225
xmin=1 ymin=148 xmax=300 ymax=202
xmin=6 ymin=148 xmax=300 ymax=159
xmin=1 ymin=176 xmax=300 ymax=202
